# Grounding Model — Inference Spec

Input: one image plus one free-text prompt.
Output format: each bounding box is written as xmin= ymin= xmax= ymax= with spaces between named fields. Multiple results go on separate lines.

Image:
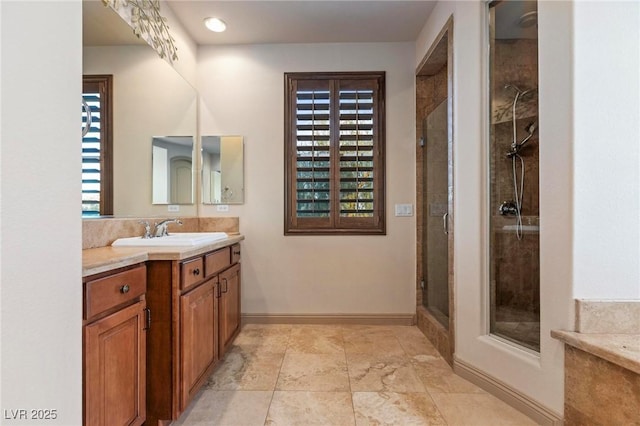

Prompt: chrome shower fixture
xmin=507 ymin=120 xmax=538 ymax=158
xmin=504 ymin=84 xmax=537 ymax=101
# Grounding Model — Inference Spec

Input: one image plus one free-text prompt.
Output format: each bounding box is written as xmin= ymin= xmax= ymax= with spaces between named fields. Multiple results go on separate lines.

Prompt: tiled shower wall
xmin=490 ymin=38 xmax=540 ymax=333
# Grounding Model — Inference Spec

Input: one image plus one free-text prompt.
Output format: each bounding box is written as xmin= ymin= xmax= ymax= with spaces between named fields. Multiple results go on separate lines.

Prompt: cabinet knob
xmin=120 ymin=284 xmax=130 ymax=294
xmin=192 ymin=268 xmax=200 ymax=276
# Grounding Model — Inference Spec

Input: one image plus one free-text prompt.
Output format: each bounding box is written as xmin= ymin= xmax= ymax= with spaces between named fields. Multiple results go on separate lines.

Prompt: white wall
xmin=84 ymin=45 xmax=198 ymax=217
xmin=0 ymin=1 xmax=82 ymax=424
xmin=162 ymin=0 xmax=198 ymax=86
xmin=198 ymin=42 xmax=417 ymax=316
xmin=572 ymin=0 xmax=640 ymax=299
xmin=415 ymin=0 xmax=575 ymax=415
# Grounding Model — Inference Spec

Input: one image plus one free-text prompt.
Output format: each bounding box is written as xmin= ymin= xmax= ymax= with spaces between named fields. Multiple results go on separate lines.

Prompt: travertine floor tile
xmin=389 ymin=326 xmax=441 ymax=357
xmin=276 ymin=353 xmax=350 ymax=391
xmin=233 ymin=324 xmax=291 ymax=354
xmin=347 ymin=353 xmax=425 ymax=392
xmin=265 ymin=391 xmax=355 ymax=425
xmin=343 ymin=327 xmax=404 ymax=355
xmin=287 ymin=325 xmax=344 ymax=354
xmin=410 ymin=354 xmax=484 ymax=394
xmin=352 ymin=391 xmax=447 ymax=425
xmin=206 ymin=348 xmax=283 ymax=390
xmin=430 ymin=392 xmax=539 ymax=425
xmin=192 ymin=325 xmax=538 ymax=426
xmin=173 ymin=390 xmax=272 ymax=426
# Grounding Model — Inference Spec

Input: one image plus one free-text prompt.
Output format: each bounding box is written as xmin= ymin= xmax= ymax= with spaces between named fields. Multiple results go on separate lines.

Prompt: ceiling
xmin=166 ymin=1 xmax=437 ymax=45
xmin=83 ymin=0 xmax=146 ymax=45
xmin=83 ymin=1 xmax=436 ymax=47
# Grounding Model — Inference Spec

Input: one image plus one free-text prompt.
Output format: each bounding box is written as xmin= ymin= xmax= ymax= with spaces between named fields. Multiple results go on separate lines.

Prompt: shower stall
xmin=488 ymin=0 xmax=540 ymax=352
xmin=416 ymin=19 xmax=454 ymax=364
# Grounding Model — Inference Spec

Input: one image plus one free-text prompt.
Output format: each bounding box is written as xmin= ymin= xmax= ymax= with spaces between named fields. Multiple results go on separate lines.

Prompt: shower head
xmin=517 ymin=120 xmax=539 ymax=149
xmin=525 ymin=121 xmax=538 ymax=135
xmin=504 ymin=84 xmax=523 ymax=94
xmin=507 ymin=120 xmax=539 ymax=158
xmin=518 ymin=11 xmax=538 ymax=28
xmin=504 ymin=85 xmax=537 ymax=102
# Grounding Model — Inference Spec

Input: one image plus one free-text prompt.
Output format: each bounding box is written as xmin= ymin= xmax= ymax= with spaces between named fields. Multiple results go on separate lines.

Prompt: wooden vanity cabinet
xmin=179 ymin=277 xmax=218 ymax=409
xmin=146 ymin=243 xmax=241 ymax=426
xmin=83 ymin=264 xmax=147 ymax=426
xmin=219 ymin=262 xmax=241 ymax=355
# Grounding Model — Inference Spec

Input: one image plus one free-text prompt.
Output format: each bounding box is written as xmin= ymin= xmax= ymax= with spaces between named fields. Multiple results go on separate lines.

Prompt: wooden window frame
xmin=83 ymin=75 xmax=113 ymax=216
xmin=284 ymin=71 xmax=386 ymax=235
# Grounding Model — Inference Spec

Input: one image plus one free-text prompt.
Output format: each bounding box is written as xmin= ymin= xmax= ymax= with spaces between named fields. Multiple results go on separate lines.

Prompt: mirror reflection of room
xmin=201 ymin=136 xmax=244 ymax=204
xmin=82 ymin=0 xmax=198 ymax=216
xmin=152 ymin=136 xmax=194 ymax=204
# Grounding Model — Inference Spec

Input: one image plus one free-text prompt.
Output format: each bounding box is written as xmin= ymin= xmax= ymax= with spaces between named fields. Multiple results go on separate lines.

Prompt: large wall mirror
xmin=82 ymin=1 xmax=197 ymax=216
xmin=201 ymin=136 xmax=244 ymax=204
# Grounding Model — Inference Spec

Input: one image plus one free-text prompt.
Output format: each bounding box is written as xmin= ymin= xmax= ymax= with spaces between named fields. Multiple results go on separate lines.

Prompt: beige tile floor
xmin=173 ymin=324 xmax=539 ymax=426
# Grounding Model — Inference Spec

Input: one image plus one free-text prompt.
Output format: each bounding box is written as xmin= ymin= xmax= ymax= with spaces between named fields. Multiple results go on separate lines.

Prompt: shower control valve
xmin=498 ymin=201 xmax=518 ymax=216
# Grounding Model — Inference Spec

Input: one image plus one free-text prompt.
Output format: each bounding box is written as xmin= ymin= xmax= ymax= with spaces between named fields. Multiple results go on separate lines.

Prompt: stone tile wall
xmin=83 ymin=216 xmax=239 ymax=249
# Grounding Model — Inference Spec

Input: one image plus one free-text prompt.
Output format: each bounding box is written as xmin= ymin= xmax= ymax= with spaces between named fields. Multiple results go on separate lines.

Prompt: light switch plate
xmin=395 ymin=204 xmax=414 ymax=217
xmin=216 ymin=204 xmax=229 ymax=212
xmin=168 ymin=205 xmax=180 ymax=212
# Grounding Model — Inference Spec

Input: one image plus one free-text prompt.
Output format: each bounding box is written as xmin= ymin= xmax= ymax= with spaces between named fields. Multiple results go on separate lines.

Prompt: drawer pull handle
xmin=120 ymin=284 xmax=130 ymax=294
xmin=144 ymin=308 xmax=152 ymax=330
xmin=193 ymin=268 xmax=200 ymax=276
xmin=233 ymin=250 xmax=241 ymax=256
xmin=222 ymin=278 xmax=229 ymax=293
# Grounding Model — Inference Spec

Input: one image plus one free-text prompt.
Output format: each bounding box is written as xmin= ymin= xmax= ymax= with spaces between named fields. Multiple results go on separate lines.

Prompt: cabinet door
xmin=84 ymin=301 xmax=146 ymax=426
xmin=180 ymin=279 xmax=217 ymax=409
xmin=219 ymin=263 xmax=241 ymax=355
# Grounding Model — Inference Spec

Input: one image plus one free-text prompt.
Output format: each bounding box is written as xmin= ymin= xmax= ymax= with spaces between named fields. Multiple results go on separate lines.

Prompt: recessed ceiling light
xmin=204 ymin=17 xmax=227 ymax=33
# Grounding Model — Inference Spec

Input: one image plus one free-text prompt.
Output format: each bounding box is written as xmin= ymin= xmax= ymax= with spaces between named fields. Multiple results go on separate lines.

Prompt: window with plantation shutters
xmin=284 ymin=72 xmax=385 ymax=235
xmin=82 ymin=75 xmax=113 ymax=216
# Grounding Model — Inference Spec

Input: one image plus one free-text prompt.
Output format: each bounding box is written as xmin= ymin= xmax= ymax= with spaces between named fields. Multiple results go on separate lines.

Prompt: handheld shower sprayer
xmin=506 ymin=121 xmax=538 ymax=158
xmin=519 ymin=120 xmax=538 ymax=148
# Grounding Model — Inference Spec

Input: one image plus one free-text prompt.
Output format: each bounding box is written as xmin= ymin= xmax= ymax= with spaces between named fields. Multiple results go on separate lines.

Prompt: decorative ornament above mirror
xmin=102 ymin=0 xmax=178 ymax=63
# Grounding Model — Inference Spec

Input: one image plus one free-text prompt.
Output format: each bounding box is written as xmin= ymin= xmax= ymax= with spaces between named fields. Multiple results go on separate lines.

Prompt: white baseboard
xmin=454 ymin=358 xmax=563 ymax=426
xmin=241 ymin=313 xmax=415 ymax=326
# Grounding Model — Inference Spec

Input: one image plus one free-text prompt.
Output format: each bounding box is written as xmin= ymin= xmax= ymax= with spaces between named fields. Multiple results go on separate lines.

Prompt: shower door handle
xmin=443 ymin=212 xmax=449 ymax=235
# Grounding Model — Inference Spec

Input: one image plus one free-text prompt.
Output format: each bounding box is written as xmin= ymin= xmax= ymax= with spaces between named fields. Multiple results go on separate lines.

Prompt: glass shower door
xmin=422 ymin=99 xmax=450 ymax=328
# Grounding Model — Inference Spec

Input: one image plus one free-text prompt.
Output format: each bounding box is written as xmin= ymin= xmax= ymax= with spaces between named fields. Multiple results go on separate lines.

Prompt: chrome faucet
xmin=138 ymin=220 xmax=153 ymax=239
xmin=153 ymin=218 xmax=183 ymax=237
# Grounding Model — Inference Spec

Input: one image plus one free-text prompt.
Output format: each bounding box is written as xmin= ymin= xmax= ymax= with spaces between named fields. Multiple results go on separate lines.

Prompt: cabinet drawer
xmin=85 ymin=265 xmax=146 ymax=320
xmin=205 ymin=248 xmax=230 ymax=278
xmin=231 ymin=244 xmax=241 ymax=264
xmin=181 ymin=257 xmax=205 ymax=291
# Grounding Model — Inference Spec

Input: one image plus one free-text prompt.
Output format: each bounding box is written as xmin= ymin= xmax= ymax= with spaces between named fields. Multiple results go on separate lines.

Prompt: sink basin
xmin=112 ymin=232 xmax=228 ymax=247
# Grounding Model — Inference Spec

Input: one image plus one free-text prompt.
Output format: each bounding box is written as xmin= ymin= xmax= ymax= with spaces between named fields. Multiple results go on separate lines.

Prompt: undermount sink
xmin=112 ymin=232 xmax=228 ymax=247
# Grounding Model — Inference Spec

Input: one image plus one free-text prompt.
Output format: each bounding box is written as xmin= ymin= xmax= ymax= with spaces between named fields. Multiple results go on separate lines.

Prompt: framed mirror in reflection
xmin=152 ymin=136 xmax=194 ymax=204
xmin=201 ymin=136 xmax=244 ymax=204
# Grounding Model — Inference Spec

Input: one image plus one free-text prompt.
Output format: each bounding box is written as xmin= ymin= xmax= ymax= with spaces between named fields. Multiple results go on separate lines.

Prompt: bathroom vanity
xmin=146 ymin=242 xmax=242 ymax=425
xmin=81 ymin=226 xmax=243 ymax=426
xmin=83 ymin=263 xmax=148 ymax=426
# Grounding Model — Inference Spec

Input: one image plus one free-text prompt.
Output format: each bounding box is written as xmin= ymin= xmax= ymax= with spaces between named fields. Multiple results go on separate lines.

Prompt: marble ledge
xmin=551 ymin=330 xmax=640 ymax=376
xmin=83 ymin=234 xmax=244 ymax=278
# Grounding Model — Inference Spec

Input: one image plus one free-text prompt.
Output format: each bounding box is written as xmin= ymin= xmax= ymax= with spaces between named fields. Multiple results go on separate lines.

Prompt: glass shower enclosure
xmin=488 ymin=0 xmax=540 ymax=352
